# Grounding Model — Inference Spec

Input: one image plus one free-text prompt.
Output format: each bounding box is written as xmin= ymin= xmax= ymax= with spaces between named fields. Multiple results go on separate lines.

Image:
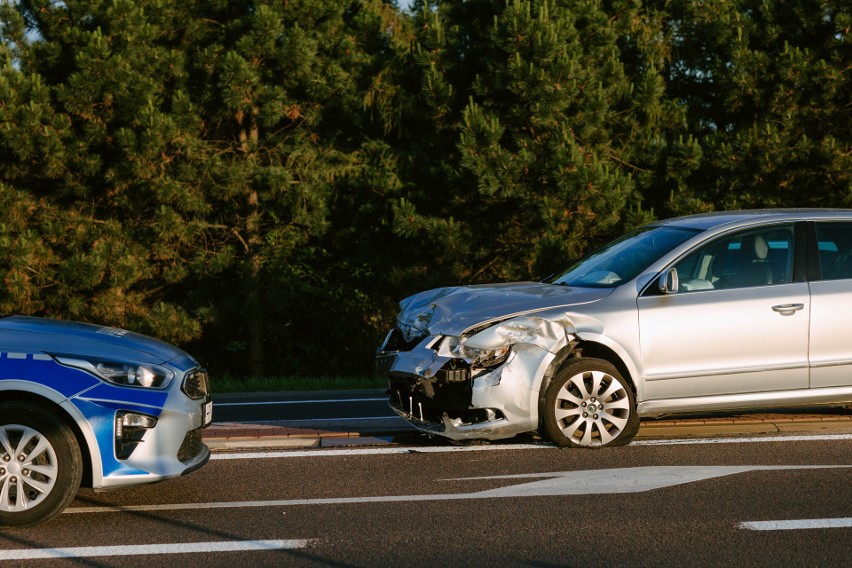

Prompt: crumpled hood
xmin=0 ymin=315 xmax=187 ymax=365
xmin=396 ymin=282 xmax=611 ymax=339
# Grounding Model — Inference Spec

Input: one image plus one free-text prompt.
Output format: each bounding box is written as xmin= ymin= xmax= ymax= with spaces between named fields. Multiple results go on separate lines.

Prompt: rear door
xmin=808 ymin=221 xmax=852 ymax=388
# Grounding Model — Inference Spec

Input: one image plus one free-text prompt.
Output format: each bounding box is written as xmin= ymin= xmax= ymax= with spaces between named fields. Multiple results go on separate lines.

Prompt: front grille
xmin=388 ymin=372 xmax=473 ymax=422
xmin=177 ymin=428 xmax=205 ymax=463
xmin=182 ymin=369 xmax=210 ymax=400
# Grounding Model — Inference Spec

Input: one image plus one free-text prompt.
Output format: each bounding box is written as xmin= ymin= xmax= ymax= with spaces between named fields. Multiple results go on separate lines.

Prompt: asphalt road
xmin=1 ymin=434 xmax=850 ymax=567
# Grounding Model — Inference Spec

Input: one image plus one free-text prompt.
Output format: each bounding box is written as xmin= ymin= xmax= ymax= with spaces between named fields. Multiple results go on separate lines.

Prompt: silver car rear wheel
xmin=543 ymin=358 xmax=639 ymax=448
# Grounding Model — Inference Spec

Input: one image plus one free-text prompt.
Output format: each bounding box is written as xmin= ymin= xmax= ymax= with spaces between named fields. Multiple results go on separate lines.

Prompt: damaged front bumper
xmin=377 ymin=324 xmax=564 ymax=441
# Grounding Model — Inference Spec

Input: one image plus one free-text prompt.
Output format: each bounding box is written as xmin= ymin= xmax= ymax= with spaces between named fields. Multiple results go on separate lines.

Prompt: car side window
xmin=671 ymin=225 xmax=795 ymax=292
xmin=815 ymin=222 xmax=852 ymax=281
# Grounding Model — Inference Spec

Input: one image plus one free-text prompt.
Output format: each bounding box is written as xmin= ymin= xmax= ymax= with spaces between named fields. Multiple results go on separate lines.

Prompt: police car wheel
xmin=0 ymin=401 xmax=83 ymax=527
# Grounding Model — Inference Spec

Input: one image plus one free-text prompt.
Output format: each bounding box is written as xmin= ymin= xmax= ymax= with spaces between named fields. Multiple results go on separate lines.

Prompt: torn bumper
xmin=377 ymin=330 xmax=558 ymax=441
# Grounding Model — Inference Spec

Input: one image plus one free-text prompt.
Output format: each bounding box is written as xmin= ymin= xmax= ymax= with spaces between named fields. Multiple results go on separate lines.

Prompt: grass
xmin=211 ymin=374 xmax=387 ymax=394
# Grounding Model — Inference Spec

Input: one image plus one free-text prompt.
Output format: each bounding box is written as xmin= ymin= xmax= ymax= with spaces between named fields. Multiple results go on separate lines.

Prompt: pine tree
xmin=1 ymin=0 xmax=422 ymax=376
xmin=390 ymin=0 xmax=667 ymax=284
xmin=0 ymin=0 xmax=216 ymax=343
xmin=185 ymin=0 xmax=409 ymax=376
xmin=663 ymin=0 xmax=851 ymax=208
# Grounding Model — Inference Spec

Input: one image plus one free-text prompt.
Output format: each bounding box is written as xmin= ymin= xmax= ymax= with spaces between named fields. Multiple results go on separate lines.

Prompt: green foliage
xmin=659 ymin=0 xmax=851 ymax=209
xmin=387 ymin=1 xmax=672 ymax=282
xmin=0 ymin=0 xmax=217 ymax=344
xmin=0 ymin=0 xmax=849 ymax=379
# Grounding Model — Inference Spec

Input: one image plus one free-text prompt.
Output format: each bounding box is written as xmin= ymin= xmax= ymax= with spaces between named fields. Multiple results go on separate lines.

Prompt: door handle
xmin=772 ymin=303 xmax=804 ymax=316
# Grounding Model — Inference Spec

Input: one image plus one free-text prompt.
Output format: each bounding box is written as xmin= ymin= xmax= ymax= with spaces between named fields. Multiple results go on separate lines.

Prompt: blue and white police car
xmin=0 ymin=315 xmax=211 ymax=527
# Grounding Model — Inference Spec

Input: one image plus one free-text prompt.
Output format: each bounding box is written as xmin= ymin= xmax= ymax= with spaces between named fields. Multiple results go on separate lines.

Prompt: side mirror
xmin=658 ymin=267 xmax=679 ymax=294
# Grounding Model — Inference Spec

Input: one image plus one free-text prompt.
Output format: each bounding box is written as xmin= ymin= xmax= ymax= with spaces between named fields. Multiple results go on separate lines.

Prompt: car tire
xmin=543 ymin=358 xmax=639 ymax=448
xmin=0 ymin=401 xmax=83 ymax=528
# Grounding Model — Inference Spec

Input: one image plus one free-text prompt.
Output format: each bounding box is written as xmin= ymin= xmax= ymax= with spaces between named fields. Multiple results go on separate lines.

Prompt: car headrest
xmin=753 ymin=235 xmax=769 ymax=260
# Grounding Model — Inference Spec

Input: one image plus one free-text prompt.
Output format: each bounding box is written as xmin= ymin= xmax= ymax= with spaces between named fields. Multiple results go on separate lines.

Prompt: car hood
xmin=396 ymin=282 xmax=612 ymax=339
xmin=0 ymin=315 xmax=187 ymax=365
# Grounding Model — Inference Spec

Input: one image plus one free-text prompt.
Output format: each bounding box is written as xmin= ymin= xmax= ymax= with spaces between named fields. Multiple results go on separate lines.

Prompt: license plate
xmin=203 ymin=401 xmax=213 ymax=425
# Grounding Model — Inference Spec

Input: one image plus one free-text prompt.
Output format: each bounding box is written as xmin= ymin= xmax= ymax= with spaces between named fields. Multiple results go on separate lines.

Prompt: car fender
xmin=0 ymin=380 xmax=104 ymax=487
xmin=572 ymin=332 xmax=643 ymax=399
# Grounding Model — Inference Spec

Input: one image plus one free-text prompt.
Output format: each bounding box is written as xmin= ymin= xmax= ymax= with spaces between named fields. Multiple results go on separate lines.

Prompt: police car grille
xmin=182 ymin=369 xmax=209 ymax=400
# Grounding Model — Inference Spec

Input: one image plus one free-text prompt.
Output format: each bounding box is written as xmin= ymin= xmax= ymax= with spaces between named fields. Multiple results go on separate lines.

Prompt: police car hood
xmin=0 ymin=315 xmax=187 ymax=365
xmin=396 ymin=282 xmax=611 ymax=340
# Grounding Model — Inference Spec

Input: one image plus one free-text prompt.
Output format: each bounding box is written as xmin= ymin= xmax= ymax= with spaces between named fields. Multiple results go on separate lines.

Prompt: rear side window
xmin=814 ymin=223 xmax=852 ymax=281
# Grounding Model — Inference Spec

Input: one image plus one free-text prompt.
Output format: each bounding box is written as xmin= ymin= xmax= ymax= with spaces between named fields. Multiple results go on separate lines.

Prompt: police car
xmin=0 ymin=315 xmax=211 ymax=527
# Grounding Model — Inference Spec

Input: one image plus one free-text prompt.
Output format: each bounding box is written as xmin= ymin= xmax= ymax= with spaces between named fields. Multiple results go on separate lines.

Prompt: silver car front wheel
xmin=0 ymin=402 xmax=82 ymax=527
xmin=543 ymin=358 xmax=639 ymax=448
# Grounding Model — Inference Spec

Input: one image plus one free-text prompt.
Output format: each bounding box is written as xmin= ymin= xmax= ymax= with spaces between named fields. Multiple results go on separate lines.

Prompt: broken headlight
xmin=457 ymin=343 xmax=510 ymax=368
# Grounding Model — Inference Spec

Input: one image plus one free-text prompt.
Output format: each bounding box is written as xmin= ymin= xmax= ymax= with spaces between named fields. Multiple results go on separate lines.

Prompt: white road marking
xmin=446 ymin=465 xmax=849 ymax=495
xmin=65 ymin=465 xmax=851 ymax=515
xmin=739 ymin=517 xmax=852 ymax=531
xmin=0 ymin=540 xmax=313 ymax=560
xmin=215 ymin=398 xmax=386 ymax=407
xmin=209 ymin=433 xmax=852 ymax=460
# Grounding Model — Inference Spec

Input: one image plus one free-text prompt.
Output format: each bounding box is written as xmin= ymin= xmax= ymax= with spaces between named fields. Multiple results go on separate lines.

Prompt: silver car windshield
xmin=548 ymin=226 xmax=701 ymax=288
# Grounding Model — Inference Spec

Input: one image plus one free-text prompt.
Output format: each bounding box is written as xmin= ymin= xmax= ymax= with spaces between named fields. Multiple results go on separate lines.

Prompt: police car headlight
xmin=56 ymin=357 xmax=174 ymax=389
xmin=94 ymin=362 xmax=173 ymax=388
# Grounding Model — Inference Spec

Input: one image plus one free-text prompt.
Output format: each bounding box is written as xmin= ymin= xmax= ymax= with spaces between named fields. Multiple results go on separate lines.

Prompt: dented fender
xmin=570 ymin=330 xmax=642 ymax=398
xmin=463 ymin=316 xmax=574 ymax=352
xmin=470 ymin=343 xmax=558 ymax=436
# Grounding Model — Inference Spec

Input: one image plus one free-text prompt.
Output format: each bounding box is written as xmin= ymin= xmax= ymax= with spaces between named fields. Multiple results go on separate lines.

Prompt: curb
xmin=636 ymin=411 xmax=852 ymax=439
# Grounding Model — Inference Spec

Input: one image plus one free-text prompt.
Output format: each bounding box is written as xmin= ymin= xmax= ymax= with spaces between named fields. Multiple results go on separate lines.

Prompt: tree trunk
xmin=240 ymin=106 xmax=264 ymax=377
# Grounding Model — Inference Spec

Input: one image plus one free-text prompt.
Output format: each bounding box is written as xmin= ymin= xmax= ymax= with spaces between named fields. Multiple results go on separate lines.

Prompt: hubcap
xmin=552 ymin=370 xmax=631 ymax=447
xmin=0 ymin=425 xmax=59 ymax=512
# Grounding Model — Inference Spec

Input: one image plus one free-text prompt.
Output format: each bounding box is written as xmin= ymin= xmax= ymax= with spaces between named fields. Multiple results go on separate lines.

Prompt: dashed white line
xmin=215 ymin=398 xmax=386 ymax=407
xmin=739 ymin=517 xmax=852 ymax=531
xmin=224 ymin=416 xmax=400 ymax=425
xmin=0 ymin=540 xmax=313 ymax=560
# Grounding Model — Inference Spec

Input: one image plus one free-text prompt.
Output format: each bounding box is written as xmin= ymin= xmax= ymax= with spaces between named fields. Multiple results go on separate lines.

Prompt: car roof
xmin=653 ymin=209 xmax=852 ymax=231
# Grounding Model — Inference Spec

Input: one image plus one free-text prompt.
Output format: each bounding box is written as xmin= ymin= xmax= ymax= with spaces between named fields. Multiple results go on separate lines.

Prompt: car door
xmin=636 ymin=223 xmax=810 ymax=400
xmin=808 ymin=221 xmax=852 ymax=388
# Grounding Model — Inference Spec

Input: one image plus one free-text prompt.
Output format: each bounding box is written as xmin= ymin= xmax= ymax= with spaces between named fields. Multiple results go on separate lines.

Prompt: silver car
xmin=376 ymin=210 xmax=852 ymax=447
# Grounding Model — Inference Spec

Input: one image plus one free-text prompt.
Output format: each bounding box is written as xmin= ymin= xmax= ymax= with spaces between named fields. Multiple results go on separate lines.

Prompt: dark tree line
xmin=1 ymin=0 xmax=849 ymax=378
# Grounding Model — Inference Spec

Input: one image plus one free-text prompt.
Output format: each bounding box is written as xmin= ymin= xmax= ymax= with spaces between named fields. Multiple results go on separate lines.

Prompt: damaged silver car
xmin=376 ymin=210 xmax=852 ymax=447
